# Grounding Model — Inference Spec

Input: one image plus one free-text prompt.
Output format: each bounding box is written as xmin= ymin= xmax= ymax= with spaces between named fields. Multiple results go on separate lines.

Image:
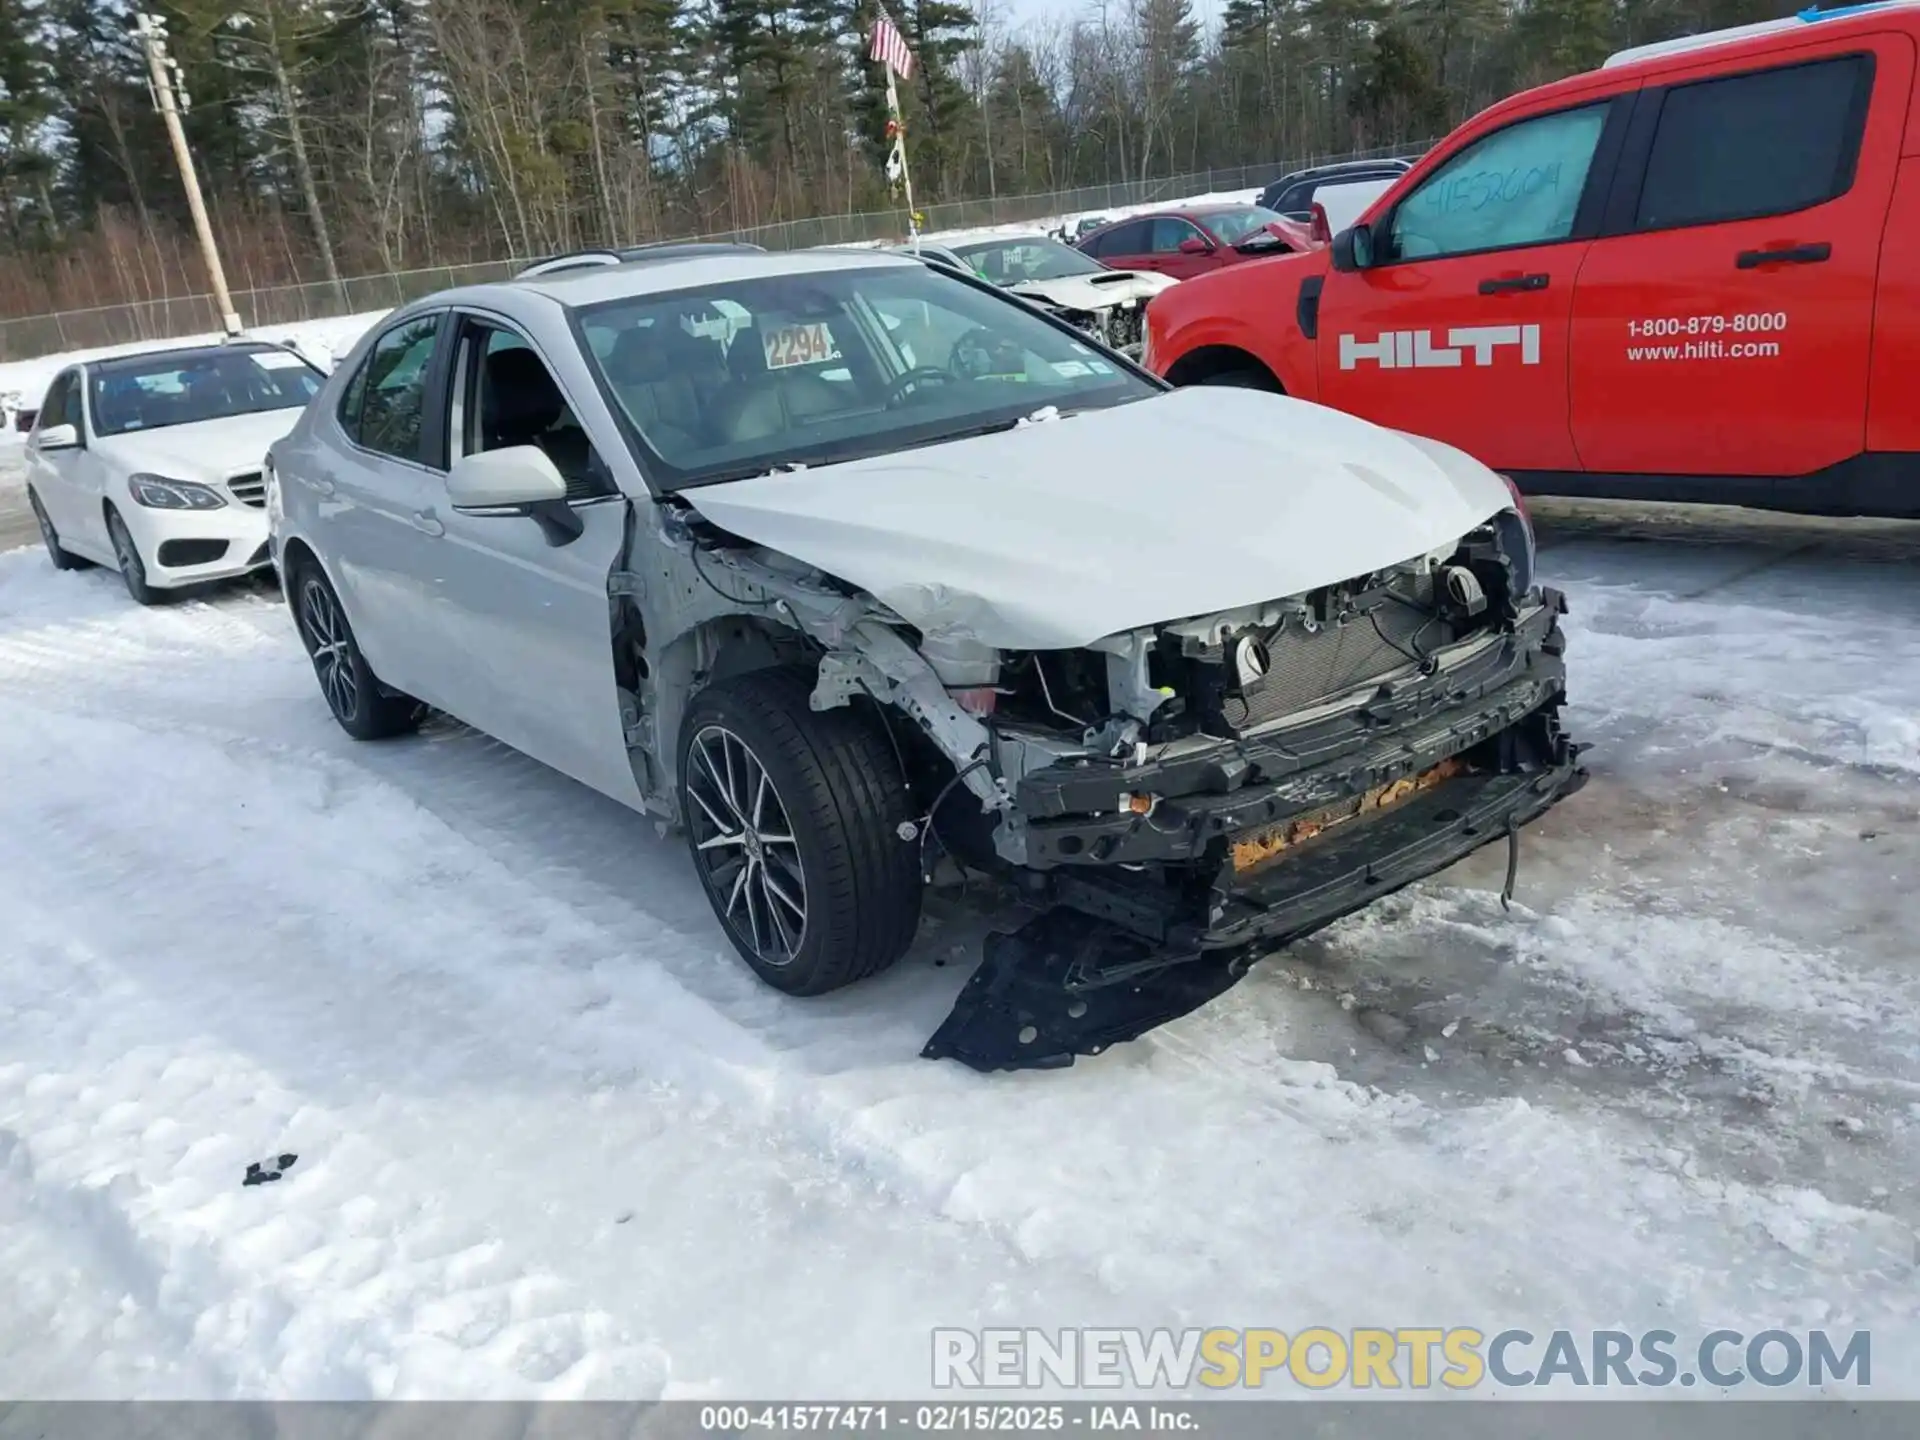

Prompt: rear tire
xmin=27 ymin=489 xmax=82 ymax=571
xmin=289 ymin=561 xmax=425 ymax=741
xmin=105 ymin=507 xmax=162 ymax=605
xmin=679 ymin=666 xmax=922 ymax=996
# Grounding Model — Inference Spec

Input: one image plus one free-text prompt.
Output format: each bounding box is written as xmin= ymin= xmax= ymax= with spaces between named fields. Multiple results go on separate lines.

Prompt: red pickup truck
xmin=1143 ymin=3 xmax=1920 ymax=517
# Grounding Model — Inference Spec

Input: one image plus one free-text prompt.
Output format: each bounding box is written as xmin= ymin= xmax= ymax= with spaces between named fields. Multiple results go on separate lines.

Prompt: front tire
xmin=27 ymin=489 xmax=82 ymax=571
xmin=679 ymin=667 xmax=922 ymax=996
xmin=289 ymin=562 xmax=425 ymax=740
xmin=105 ymin=506 xmax=161 ymax=604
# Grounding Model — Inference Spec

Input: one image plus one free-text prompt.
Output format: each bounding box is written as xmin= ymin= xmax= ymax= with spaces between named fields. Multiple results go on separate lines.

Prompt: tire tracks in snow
xmin=5 ymin=556 xmax=1920 ymax=1389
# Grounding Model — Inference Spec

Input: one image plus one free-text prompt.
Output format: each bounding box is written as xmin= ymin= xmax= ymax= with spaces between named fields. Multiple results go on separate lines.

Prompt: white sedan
xmin=24 ymin=340 xmax=328 ymax=603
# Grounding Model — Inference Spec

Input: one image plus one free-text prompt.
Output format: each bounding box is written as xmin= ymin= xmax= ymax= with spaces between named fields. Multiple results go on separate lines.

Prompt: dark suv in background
xmin=1258 ymin=157 xmax=1415 ymax=222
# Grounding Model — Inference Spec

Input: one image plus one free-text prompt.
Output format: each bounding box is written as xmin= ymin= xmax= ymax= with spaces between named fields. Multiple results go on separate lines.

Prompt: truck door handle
xmin=311 ymin=476 xmax=336 ymax=498
xmin=1478 ymin=273 xmax=1549 ymax=295
xmin=1736 ymin=243 xmax=1831 ymax=269
xmin=410 ymin=510 xmax=445 ymax=537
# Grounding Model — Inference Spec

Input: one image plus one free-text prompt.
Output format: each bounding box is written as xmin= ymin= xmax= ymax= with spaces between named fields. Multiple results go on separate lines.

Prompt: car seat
xmin=707 ymin=321 xmax=843 ymax=446
xmin=604 ymin=325 xmax=720 ymax=456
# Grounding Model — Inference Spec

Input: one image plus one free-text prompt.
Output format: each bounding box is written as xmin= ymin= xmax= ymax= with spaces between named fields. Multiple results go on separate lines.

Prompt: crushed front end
xmin=1030 ymin=297 xmax=1148 ymax=358
xmin=917 ymin=511 xmax=1587 ymax=1070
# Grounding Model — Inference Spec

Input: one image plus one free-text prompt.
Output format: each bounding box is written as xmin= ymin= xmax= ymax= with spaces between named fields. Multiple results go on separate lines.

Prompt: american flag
xmin=869 ymin=11 xmax=914 ymax=80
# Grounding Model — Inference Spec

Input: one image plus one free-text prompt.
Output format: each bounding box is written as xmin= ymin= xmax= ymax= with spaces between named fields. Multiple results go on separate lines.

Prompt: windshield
xmin=576 ymin=261 xmax=1159 ymax=490
xmin=87 ymin=346 xmax=323 ymax=438
xmin=952 ymin=237 xmax=1106 ymax=284
xmin=1203 ymin=207 xmax=1288 ymax=245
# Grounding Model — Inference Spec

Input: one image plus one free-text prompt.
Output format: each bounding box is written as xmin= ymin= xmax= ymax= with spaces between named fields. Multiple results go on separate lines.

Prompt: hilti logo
xmin=1339 ymin=325 xmax=1542 ymax=370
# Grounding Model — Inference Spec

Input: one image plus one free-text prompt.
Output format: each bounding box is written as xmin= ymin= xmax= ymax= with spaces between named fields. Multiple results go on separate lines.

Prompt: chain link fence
xmin=0 ymin=141 xmax=1431 ymax=363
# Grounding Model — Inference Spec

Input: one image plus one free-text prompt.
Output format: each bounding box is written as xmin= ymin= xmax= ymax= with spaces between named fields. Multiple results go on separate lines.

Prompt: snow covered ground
xmin=1 ymin=484 xmax=1917 ymax=1399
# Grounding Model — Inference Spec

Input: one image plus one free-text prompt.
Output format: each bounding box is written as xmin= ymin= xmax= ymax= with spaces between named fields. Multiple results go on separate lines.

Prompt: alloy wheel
xmin=298 ymin=575 xmax=359 ymax=721
xmin=686 ymin=724 xmax=808 ymax=966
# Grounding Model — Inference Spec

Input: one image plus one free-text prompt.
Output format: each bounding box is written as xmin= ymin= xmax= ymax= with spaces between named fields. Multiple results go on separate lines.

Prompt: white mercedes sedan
xmin=24 ymin=340 xmax=328 ymax=603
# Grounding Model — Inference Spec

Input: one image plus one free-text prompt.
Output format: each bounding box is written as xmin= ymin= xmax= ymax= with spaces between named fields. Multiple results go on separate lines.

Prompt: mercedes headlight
xmin=129 ymin=474 xmax=228 ymax=510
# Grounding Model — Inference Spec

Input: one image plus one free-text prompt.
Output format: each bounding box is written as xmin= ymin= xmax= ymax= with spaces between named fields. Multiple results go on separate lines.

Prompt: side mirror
xmin=448 ymin=445 xmax=566 ymax=510
xmin=35 ymin=422 xmax=79 ymax=450
xmin=447 ymin=446 xmax=582 ymax=546
xmin=1177 ymin=236 xmax=1213 ymax=256
xmin=1330 ymin=224 xmax=1376 ymax=273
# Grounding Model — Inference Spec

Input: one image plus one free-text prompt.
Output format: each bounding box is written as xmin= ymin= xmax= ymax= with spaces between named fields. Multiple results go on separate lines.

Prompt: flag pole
xmin=874 ymin=2 xmax=920 ymax=246
xmin=886 ymin=66 xmax=920 ymax=245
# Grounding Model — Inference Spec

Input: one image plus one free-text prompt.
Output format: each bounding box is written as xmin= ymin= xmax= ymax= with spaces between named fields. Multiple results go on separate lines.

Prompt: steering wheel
xmin=885 ymin=366 xmax=958 ymax=406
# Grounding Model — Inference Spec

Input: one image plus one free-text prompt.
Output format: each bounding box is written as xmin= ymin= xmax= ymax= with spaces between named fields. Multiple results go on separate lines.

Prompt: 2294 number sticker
xmin=762 ymin=322 xmax=840 ymax=369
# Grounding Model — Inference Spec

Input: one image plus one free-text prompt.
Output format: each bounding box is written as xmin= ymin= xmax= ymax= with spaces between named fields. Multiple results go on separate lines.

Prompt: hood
xmin=686 ymin=387 xmax=1513 ymax=651
xmin=92 ymin=408 xmax=304 ymax=479
xmin=1007 ymin=270 xmax=1176 ymax=311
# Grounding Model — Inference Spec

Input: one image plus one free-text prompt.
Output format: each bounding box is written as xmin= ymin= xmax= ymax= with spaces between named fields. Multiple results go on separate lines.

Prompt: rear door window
xmin=341 ymin=315 xmax=442 ymax=464
xmin=1274 ymin=181 xmax=1318 ymax=215
xmin=1633 ymin=55 xmax=1874 ymax=232
xmin=1088 ymin=220 xmax=1149 ymax=257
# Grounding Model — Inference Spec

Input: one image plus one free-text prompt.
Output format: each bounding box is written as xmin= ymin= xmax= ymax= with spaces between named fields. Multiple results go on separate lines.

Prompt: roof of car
xmin=516 ymin=241 xmax=766 ymax=278
xmin=438 ymin=245 xmax=925 ymax=312
xmin=1082 ymin=204 xmax=1253 ymax=233
xmin=88 ymin=339 xmax=286 ymax=374
xmin=950 ymin=233 xmax=1055 ymax=249
xmin=1267 ymin=158 xmax=1412 ymax=188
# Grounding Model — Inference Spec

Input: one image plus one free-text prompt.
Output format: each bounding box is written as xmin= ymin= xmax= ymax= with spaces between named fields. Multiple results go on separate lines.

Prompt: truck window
xmin=1634 ymin=55 xmax=1873 ymax=232
xmin=1387 ymin=103 xmax=1609 ymax=261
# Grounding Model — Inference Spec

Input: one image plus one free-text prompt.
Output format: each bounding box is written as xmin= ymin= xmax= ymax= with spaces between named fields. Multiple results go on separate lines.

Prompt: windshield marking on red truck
xmin=1415 ymin=161 xmax=1567 ymax=216
xmin=1338 ymin=325 xmax=1543 ymax=371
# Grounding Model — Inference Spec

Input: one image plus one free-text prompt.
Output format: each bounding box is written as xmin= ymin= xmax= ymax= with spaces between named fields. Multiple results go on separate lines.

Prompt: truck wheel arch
xmin=1163 ymin=346 xmax=1285 ymax=393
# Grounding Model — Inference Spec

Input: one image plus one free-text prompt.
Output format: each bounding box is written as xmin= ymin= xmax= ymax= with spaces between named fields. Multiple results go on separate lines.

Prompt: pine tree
xmin=900 ymin=0 xmax=977 ymax=197
xmin=1349 ymin=21 xmax=1448 ymax=145
xmin=0 ymin=0 xmax=58 ymax=247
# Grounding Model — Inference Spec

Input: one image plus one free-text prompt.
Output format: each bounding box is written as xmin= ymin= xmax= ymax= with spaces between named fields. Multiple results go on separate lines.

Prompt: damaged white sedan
xmin=266 ymin=247 xmax=1585 ymax=1071
xmin=943 ymin=233 xmax=1175 ymax=357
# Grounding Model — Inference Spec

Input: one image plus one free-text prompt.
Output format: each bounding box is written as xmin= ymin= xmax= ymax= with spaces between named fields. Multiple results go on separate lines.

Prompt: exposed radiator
xmin=1224 ymin=572 xmax=1452 ymax=732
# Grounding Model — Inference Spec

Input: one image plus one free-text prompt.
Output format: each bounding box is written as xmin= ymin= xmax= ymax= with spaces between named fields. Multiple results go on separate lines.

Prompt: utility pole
xmin=135 ymin=12 xmax=243 ymax=335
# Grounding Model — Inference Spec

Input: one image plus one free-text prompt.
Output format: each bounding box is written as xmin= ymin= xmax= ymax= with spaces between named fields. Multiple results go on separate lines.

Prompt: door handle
xmin=1736 ymin=243 xmax=1831 ymax=269
xmin=311 ymin=476 xmax=336 ymax=498
xmin=1478 ymin=273 xmax=1550 ymax=295
xmin=410 ymin=510 xmax=445 ymax=537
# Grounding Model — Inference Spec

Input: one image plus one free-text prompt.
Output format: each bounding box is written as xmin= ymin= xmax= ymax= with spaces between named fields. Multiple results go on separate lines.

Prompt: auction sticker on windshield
xmin=762 ymin=322 xmax=840 ymax=370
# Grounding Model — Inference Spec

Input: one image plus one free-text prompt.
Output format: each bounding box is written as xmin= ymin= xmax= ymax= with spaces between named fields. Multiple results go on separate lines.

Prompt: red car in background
xmin=1074 ymin=204 xmax=1319 ymax=280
